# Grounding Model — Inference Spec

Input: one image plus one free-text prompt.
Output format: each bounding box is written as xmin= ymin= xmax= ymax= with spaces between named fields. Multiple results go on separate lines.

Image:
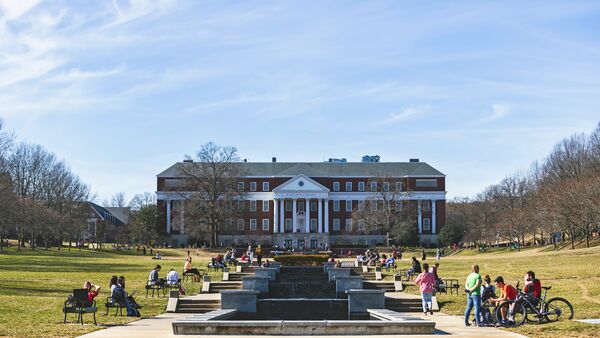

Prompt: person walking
xmin=436 ymin=247 xmax=441 ymax=261
xmin=464 ymin=264 xmax=482 ymax=326
xmin=415 ymin=263 xmax=436 ymax=315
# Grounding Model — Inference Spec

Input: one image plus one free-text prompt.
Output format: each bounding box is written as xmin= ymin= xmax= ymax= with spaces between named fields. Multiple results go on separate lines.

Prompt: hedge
xmin=273 ymin=254 xmax=330 ymax=266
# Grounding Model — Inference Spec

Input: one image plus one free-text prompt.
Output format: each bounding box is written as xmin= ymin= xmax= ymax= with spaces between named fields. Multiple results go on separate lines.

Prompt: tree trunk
xmin=586 ymin=229 xmax=590 ymax=248
xmin=68 ymin=233 xmax=72 ymax=251
xmin=570 ymin=232 xmax=575 ymax=250
xmin=540 ymin=229 xmax=544 ymax=245
xmin=44 ymin=239 xmax=48 ymax=250
xmin=0 ymin=231 xmax=3 ymax=253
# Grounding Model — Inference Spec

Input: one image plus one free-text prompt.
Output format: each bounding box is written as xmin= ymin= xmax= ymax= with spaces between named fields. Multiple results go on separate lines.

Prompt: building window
xmin=358 ymin=219 xmax=366 ymax=231
xmin=285 ymin=218 xmax=292 ymax=231
xmin=395 ymin=181 xmax=403 ymax=192
xmin=345 ymin=200 xmax=352 ymax=211
xmin=333 ymin=219 xmax=341 ymax=231
xmin=285 ymin=200 xmax=292 ymax=211
xmin=237 ymin=219 xmax=244 ymax=230
xmin=225 ymin=219 xmax=232 ymax=228
xmin=345 ymin=219 xmax=353 ymax=231
xmin=358 ymin=201 xmax=365 ymax=211
xmin=396 ymin=200 xmax=403 ymax=211
xmin=263 ymin=200 xmax=269 ymax=212
xmin=358 ymin=182 xmax=365 ymax=192
xmin=383 ymin=182 xmax=389 ymax=192
xmin=370 ymin=182 xmax=377 ymax=191
xmin=345 ymin=182 xmax=352 ymax=191
xmin=298 ymin=201 xmax=305 ymax=212
xmin=250 ymin=182 xmax=257 ymax=191
xmin=333 ymin=181 xmax=340 ymax=191
xmin=422 ymin=200 xmax=431 ymax=211
xmin=250 ymin=219 xmax=257 ymax=230
xmin=310 ymin=218 xmax=317 ymax=232
xmin=263 ymin=182 xmax=269 ymax=191
xmin=415 ymin=179 xmax=438 ymax=188
xmin=370 ymin=200 xmax=377 ymax=211
xmin=423 ymin=218 xmax=431 ymax=231
xmin=238 ymin=200 xmax=244 ymax=210
xmin=262 ymin=219 xmax=270 ymax=230
xmin=333 ymin=200 xmax=340 ymax=212
xmin=311 ymin=200 xmax=317 ymax=210
xmin=238 ymin=182 xmax=245 ymax=190
xmin=250 ymin=200 xmax=257 ymax=212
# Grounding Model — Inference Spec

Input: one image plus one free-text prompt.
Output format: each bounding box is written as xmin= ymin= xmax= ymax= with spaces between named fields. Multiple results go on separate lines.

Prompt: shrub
xmin=273 ymin=254 xmax=329 ymax=266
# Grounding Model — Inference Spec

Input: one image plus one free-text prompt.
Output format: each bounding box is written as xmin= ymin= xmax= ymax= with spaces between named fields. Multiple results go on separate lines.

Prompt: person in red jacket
xmin=84 ymin=281 xmax=101 ymax=303
xmin=524 ymin=271 xmax=542 ymax=306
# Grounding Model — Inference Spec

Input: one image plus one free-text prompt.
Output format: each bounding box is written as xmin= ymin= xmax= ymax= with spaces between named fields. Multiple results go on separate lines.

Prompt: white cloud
xmin=386 ymin=106 xmax=427 ymax=123
xmin=0 ymin=0 xmax=40 ymax=21
xmin=485 ymin=103 xmax=511 ymax=121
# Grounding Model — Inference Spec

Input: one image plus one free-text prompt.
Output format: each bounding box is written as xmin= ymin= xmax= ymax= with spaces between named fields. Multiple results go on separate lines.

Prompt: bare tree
xmin=179 ymin=142 xmax=247 ymax=247
xmin=110 ymin=192 xmax=127 ymax=207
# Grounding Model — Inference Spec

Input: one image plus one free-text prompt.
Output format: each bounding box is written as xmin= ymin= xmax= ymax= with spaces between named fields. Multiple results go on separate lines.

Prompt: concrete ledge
xmin=328 ymin=268 xmax=351 ymax=282
xmin=242 ymin=276 xmax=270 ymax=294
xmin=323 ymin=262 xmax=336 ymax=273
xmin=254 ymin=268 xmax=277 ymax=281
xmin=221 ymin=290 xmax=259 ymax=313
xmin=335 ymin=276 xmax=363 ymax=293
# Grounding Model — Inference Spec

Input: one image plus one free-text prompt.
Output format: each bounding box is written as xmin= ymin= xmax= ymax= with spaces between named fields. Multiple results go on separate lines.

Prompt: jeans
xmin=464 ymin=294 xmax=481 ymax=325
xmin=421 ymin=292 xmax=433 ymax=312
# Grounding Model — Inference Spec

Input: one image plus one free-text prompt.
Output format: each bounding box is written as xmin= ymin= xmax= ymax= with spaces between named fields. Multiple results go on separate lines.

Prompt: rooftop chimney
xmin=183 ymin=159 xmax=193 ymax=163
xmin=409 ymin=158 xmax=419 ymax=163
xmin=272 ymin=157 xmax=277 ymax=163
xmin=243 ymin=159 xmax=247 ymax=163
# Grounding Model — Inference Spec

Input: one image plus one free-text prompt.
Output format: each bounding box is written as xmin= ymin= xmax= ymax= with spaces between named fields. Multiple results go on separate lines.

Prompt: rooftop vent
xmin=272 ymin=157 xmax=277 ymax=163
xmin=328 ymin=158 xmax=347 ymax=163
xmin=183 ymin=159 xmax=193 ymax=163
xmin=243 ymin=159 xmax=247 ymax=163
xmin=409 ymin=158 xmax=419 ymax=163
xmin=362 ymin=155 xmax=380 ymax=163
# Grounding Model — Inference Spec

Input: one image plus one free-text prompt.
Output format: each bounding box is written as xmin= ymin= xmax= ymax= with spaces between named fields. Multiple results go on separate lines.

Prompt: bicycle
xmin=494 ymin=283 xmax=574 ymax=327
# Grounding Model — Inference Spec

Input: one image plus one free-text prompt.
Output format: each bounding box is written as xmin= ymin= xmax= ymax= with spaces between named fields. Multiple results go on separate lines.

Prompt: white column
xmin=417 ymin=200 xmax=423 ymax=234
xmin=279 ymin=198 xmax=285 ymax=233
xmin=180 ymin=200 xmax=185 ymax=234
xmin=318 ymin=199 xmax=323 ymax=233
xmin=273 ymin=198 xmax=278 ymax=233
xmin=292 ymin=199 xmax=297 ymax=233
xmin=305 ymin=199 xmax=310 ymax=233
xmin=166 ymin=200 xmax=171 ymax=234
xmin=324 ymin=199 xmax=329 ymax=233
xmin=431 ymin=200 xmax=436 ymax=234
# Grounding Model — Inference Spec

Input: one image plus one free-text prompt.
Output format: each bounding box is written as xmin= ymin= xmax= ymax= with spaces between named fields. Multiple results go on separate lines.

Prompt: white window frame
xmin=333 ymin=200 xmax=340 ymax=212
xmin=225 ymin=219 xmax=232 ymax=228
xmin=371 ymin=181 xmax=378 ymax=192
xmin=250 ymin=219 xmax=257 ymax=230
xmin=396 ymin=200 xmax=403 ymax=211
xmin=423 ymin=200 xmax=431 ymax=211
xmin=285 ymin=218 xmax=292 ymax=230
xmin=333 ymin=218 xmax=341 ymax=231
xmin=358 ymin=219 xmax=366 ymax=231
xmin=263 ymin=182 xmax=269 ymax=191
xmin=345 ymin=219 xmax=353 ymax=231
xmin=250 ymin=200 xmax=257 ymax=212
xmin=370 ymin=200 xmax=377 ymax=211
xmin=262 ymin=219 xmax=270 ymax=230
xmin=383 ymin=181 xmax=390 ymax=192
xmin=423 ymin=218 xmax=431 ymax=231
xmin=345 ymin=200 xmax=352 ymax=211
xmin=358 ymin=182 xmax=365 ymax=192
xmin=358 ymin=201 xmax=365 ymax=211
xmin=310 ymin=218 xmax=317 ymax=231
xmin=333 ymin=181 xmax=340 ymax=192
xmin=285 ymin=200 xmax=292 ymax=211
xmin=250 ymin=181 xmax=257 ymax=191
xmin=345 ymin=182 xmax=352 ymax=192
xmin=311 ymin=200 xmax=317 ymax=210
xmin=395 ymin=181 xmax=403 ymax=192
xmin=237 ymin=219 xmax=244 ymax=230
xmin=262 ymin=200 xmax=269 ymax=212
xmin=238 ymin=182 xmax=245 ymax=190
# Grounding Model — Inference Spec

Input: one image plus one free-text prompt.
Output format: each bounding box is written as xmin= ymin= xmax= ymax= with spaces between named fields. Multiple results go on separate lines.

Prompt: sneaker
xmin=464 ymin=322 xmax=471 ymax=327
xmin=424 ymin=312 xmax=428 ymax=316
xmin=430 ymin=309 xmax=434 ymax=315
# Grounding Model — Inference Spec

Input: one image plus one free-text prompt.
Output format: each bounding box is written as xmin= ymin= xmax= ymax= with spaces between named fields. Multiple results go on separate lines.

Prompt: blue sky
xmin=1 ymin=0 xmax=599 ymax=202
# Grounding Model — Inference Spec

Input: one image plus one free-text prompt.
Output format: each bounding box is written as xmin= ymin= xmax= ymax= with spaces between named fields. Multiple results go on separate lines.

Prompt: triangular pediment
xmin=273 ymin=174 xmax=329 ymax=192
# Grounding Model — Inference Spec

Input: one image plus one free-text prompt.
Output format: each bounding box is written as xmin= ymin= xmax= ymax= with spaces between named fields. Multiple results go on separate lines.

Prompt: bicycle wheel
xmin=495 ymin=301 xmax=526 ymax=327
xmin=544 ymin=297 xmax=574 ymax=322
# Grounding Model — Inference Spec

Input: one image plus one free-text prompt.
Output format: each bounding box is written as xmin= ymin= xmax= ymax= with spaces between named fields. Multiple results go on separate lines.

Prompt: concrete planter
xmin=242 ymin=276 xmax=270 ymax=294
xmin=335 ymin=276 xmax=363 ymax=293
xmin=323 ymin=262 xmax=336 ymax=273
xmin=328 ymin=268 xmax=351 ymax=282
xmin=221 ymin=290 xmax=260 ymax=313
xmin=254 ymin=267 xmax=277 ymax=281
xmin=346 ymin=289 xmax=385 ymax=316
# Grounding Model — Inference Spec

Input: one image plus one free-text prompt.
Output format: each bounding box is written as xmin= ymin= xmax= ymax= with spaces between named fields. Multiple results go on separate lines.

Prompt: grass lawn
xmin=0 ymin=247 xmax=220 ymax=338
xmin=1 ymin=245 xmax=599 ymax=338
xmin=395 ymin=245 xmax=600 ymax=338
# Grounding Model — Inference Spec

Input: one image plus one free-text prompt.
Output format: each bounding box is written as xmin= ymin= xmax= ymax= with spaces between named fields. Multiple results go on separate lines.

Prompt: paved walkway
xmin=79 ymin=292 xmax=527 ymax=338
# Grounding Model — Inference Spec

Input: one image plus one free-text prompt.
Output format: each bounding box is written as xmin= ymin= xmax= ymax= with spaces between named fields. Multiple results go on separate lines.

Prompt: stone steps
xmin=385 ymin=298 xmax=424 ymax=312
xmin=224 ymin=272 xmax=254 ymax=281
xmin=209 ymin=281 xmax=242 ymax=293
xmin=176 ymin=299 xmax=221 ymax=313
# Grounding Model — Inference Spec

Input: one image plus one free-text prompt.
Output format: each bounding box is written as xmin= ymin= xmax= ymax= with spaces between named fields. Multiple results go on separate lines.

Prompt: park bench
xmin=63 ymin=289 xmax=97 ymax=325
xmin=398 ymin=269 xmax=419 ymax=281
xmin=439 ymin=278 xmax=460 ymax=295
xmin=145 ymin=283 xmax=165 ymax=297
xmin=104 ymin=296 xmax=126 ymax=316
xmin=183 ymin=268 xmax=206 ymax=282
xmin=207 ymin=263 xmax=224 ymax=273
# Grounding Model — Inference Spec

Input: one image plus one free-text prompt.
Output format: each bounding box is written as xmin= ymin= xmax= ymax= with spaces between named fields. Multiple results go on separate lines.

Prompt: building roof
xmin=157 ymin=161 xmax=445 ymax=178
xmin=87 ymin=202 xmax=126 ymax=226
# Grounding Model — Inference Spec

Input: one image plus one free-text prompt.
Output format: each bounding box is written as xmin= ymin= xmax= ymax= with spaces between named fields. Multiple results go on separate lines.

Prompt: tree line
xmin=444 ymin=122 xmax=600 ymax=250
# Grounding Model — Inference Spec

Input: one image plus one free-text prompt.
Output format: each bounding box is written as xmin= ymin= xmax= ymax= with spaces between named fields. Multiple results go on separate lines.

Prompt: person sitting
xmin=240 ymin=253 xmax=249 ymax=262
xmin=112 ymin=276 xmax=140 ymax=317
xmin=152 ymin=251 xmax=162 ymax=260
xmin=478 ymin=275 xmax=497 ymax=325
xmin=148 ymin=265 xmax=164 ymax=286
xmin=109 ymin=275 xmax=119 ymax=298
xmin=523 ymin=271 xmax=542 ymax=307
xmin=84 ymin=281 xmax=101 ymax=303
xmin=383 ymin=256 xmax=395 ymax=269
xmin=215 ymin=254 xmax=225 ymax=268
xmin=406 ymin=257 xmax=422 ymax=279
xmin=166 ymin=268 xmax=180 ymax=286
xmin=491 ymin=276 xmax=518 ymax=324
xmin=184 ymin=257 xmax=201 ymax=282
xmin=262 ymin=259 xmax=271 ymax=268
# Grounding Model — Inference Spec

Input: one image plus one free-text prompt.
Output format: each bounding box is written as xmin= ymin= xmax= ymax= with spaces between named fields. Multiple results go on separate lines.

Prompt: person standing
xmin=415 ymin=263 xmax=436 ymax=315
xmin=247 ymin=245 xmax=254 ymax=265
xmin=421 ymin=248 xmax=427 ymax=260
xmin=256 ymin=245 xmax=263 ymax=266
xmin=464 ymin=264 xmax=482 ymax=326
xmin=436 ymin=248 xmax=441 ymax=261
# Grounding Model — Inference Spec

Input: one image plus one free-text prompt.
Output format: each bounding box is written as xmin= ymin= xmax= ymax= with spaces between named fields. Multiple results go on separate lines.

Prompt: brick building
xmin=156 ymin=159 xmax=446 ymax=247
